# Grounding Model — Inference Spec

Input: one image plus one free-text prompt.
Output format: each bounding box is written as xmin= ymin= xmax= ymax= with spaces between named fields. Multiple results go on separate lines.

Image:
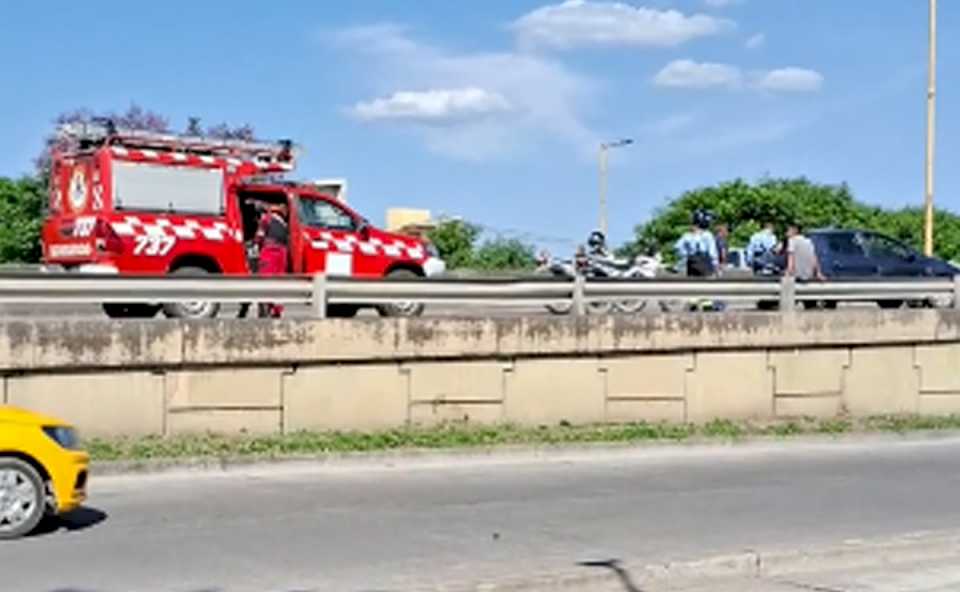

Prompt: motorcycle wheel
xmin=614 ymin=299 xmax=648 ymax=314
xmin=546 ymin=302 xmax=573 ymax=315
xmin=587 ymin=301 xmax=613 ymax=315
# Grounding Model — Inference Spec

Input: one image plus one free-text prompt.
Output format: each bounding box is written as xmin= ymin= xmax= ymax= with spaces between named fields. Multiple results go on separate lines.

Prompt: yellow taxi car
xmin=0 ymin=406 xmax=89 ymax=539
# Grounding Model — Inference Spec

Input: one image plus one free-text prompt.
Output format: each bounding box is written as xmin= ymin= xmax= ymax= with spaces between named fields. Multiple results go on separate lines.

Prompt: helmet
xmin=587 ymin=230 xmax=606 ymax=250
xmin=691 ymin=209 xmax=712 ymax=230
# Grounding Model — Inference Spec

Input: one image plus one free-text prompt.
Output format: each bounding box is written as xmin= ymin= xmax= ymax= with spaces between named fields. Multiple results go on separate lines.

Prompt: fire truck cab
xmin=41 ymin=122 xmax=444 ymax=318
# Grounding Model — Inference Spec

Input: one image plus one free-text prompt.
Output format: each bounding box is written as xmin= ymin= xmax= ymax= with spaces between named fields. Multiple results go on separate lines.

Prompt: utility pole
xmin=924 ymin=0 xmax=938 ymax=256
xmin=598 ymin=138 xmax=633 ymax=236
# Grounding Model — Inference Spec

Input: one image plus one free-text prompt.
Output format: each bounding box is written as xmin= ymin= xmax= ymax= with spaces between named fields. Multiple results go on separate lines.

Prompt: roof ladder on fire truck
xmin=56 ymin=120 xmax=297 ymax=171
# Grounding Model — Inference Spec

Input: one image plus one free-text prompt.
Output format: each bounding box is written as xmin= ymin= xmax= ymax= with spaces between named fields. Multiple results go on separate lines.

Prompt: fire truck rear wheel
xmin=377 ymin=268 xmax=425 ymax=318
xmin=161 ymin=266 xmax=221 ymax=319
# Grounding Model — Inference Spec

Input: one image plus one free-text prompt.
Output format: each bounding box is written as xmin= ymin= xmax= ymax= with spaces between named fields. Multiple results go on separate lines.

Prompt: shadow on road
xmin=579 ymin=559 xmax=646 ymax=592
xmin=31 ymin=506 xmax=108 ymax=537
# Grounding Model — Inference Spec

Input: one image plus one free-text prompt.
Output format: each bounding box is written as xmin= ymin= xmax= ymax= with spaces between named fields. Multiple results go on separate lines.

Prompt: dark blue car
xmin=810 ymin=229 xmax=957 ymax=279
xmin=757 ymin=229 xmax=958 ymax=309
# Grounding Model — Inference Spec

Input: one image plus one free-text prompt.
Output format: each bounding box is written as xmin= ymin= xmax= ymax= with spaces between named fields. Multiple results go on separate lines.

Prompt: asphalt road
xmin=668 ymin=559 xmax=960 ymax=592
xmin=6 ymin=437 xmax=960 ymax=592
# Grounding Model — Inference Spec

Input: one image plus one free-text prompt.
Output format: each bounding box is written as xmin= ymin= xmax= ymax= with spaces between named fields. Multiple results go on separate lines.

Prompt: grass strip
xmin=83 ymin=414 xmax=960 ymax=463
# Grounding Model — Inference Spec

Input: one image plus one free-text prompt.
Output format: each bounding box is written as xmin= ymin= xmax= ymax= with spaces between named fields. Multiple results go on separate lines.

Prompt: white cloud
xmin=653 ymin=60 xmax=824 ymax=94
xmin=335 ymin=24 xmax=596 ymax=160
xmin=755 ymin=67 xmax=824 ymax=93
xmin=510 ymin=0 xmax=734 ymax=50
xmin=352 ymin=88 xmax=512 ymax=125
xmin=332 ymin=23 xmax=419 ymax=54
xmin=653 ymin=59 xmax=742 ymax=89
xmin=745 ymin=33 xmax=765 ymax=49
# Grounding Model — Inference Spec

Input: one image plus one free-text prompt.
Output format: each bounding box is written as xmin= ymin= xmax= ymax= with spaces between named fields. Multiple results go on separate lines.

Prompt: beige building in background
xmin=386 ymin=208 xmax=435 ymax=237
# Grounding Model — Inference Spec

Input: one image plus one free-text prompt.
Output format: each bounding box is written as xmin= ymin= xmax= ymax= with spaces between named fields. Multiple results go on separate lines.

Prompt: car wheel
xmin=757 ymin=300 xmax=779 ymax=311
xmin=877 ymin=300 xmax=905 ymax=310
xmin=162 ymin=267 xmax=221 ymax=319
xmin=102 ymin=303 xmax=161 ymax=319
xmin=0 ymin=458 xmax=45 ymax=540
xmin=327 ymin=304 xmax=360 ymax=318
xmin=377 ymin=269 xmax=425 ymax=318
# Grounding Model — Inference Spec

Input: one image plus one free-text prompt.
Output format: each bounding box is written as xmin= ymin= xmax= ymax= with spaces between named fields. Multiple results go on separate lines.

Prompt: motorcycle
xmin=536 ymin=250 xmax=667 ymax=315
xmin=586 ymin=252 xmax=668 ymax=314
xmin=536 ymin=252 xmax=585 ymax=315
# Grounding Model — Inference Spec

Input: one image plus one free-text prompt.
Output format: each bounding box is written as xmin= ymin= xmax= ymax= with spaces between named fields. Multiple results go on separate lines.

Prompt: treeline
xmin=621 ymin=178 xmax=960 ymax=262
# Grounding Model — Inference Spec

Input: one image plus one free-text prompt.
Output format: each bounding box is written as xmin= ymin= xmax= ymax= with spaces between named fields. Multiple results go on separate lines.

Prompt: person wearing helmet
xmin=675 ymin=210 xmax=719 ymax=277
xmin=586 ymin=230 xmax=609 ymax=258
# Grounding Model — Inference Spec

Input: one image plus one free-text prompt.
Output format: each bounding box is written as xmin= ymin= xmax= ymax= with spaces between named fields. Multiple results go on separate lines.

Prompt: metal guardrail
xmin=0 ymin=273 xmax=957 ymax=317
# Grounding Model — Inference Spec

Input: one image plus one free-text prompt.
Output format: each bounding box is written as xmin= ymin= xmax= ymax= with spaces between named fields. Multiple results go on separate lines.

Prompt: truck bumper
xmin=75 ymin=264 xmax=119 ymax=274
xmin=423 ymin=257 xmax=446 ymax=277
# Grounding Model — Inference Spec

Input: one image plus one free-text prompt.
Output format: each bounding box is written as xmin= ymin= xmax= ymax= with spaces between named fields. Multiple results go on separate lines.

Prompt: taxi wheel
xmin=0 ymin=458 xmax=45 ymax=540
xmin=377 ymin=269 xmax=425 ymax=318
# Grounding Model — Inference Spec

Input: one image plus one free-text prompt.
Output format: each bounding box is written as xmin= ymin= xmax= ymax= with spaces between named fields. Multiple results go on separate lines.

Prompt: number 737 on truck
xmin=41 ymin=121 xmax=445 ymax=319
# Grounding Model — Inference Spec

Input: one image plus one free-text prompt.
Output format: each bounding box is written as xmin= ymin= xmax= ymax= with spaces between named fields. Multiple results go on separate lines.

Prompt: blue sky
xmin=1 ymin=1 xmax=957 ymax=249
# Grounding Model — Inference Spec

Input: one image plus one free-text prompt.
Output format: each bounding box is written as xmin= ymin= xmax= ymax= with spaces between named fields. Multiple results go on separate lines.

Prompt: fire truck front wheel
xmin=377 ymin=268 xmax=425 ymax=318
xmin=161 ymin=266 xmax=221 ymax=319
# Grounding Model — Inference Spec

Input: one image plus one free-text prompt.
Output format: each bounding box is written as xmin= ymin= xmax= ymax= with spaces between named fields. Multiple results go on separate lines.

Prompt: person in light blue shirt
xmin=746 ymin=222 xmax=778 ymax=270
xmin=674 ymin=210 xmax=719 ymax=277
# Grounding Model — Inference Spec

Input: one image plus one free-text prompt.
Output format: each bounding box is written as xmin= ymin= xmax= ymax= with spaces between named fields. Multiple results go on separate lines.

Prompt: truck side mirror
xmin=357 ymin=220 xmax=370 ymax=239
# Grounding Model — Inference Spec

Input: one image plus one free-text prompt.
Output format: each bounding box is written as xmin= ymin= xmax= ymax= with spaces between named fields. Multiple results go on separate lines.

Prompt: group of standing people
xmin=746 ymin=220 xmax=824 ymax=281
xmin=674 ymin=210 xmax=824 ymax=281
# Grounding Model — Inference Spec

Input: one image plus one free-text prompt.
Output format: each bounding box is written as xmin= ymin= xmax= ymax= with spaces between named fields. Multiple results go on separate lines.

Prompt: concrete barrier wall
xmin=2 ymin=310 xmax=959 ymax=437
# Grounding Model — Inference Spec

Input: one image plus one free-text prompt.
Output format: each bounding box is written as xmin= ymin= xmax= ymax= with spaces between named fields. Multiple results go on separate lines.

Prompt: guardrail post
xmin=953 ymin=275 xmax=960 ymax=310
xmin=573 ymin=275 xmax=586 ymax=317
xmin=312 ymin=274 xmax=328 ymax=319
xmin=779 ymin=275 xmax=796 ymax=311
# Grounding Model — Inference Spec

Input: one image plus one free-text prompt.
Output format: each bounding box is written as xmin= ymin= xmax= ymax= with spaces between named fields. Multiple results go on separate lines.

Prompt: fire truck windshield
xmin=297 ymin=196 xmax=356 ymax=231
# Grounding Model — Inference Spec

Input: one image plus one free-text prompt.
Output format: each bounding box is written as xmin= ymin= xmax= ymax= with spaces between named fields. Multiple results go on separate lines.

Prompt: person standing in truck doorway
xmin=255 ymin=202 xmax=290 ymax=318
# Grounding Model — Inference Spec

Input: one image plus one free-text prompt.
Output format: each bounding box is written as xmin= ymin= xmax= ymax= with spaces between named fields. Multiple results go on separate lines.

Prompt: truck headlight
xmin=43 ymin=426 xmax=80 ymax=450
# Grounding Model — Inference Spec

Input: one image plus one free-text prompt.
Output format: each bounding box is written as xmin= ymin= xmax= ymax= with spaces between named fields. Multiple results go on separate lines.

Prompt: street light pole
xmin=924 ymin=0 xmax=938 ymax=257
xmin=599 ymin=144 xmax=609 ymax=235
xmin=598 ymin=138 xmax=633 ymax=236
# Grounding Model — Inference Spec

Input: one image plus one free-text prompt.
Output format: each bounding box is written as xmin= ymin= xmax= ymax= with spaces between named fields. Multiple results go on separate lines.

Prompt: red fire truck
xmin=41 ymin=122 xmax=445 ymax=318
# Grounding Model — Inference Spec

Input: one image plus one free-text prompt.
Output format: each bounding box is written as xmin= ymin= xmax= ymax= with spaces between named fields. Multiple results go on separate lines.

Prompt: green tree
xmin=427 ymin=219 xmax=481 ymax=269
xmin=0 ymin=177 xmax=45 ymax=263
xmin=473 ymin=237 xmax=537 ymax=271
xmin=623 ymin=177 xmax=960 ymax=262
xmin=427 ymin=219 xmax=537 ymax=270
